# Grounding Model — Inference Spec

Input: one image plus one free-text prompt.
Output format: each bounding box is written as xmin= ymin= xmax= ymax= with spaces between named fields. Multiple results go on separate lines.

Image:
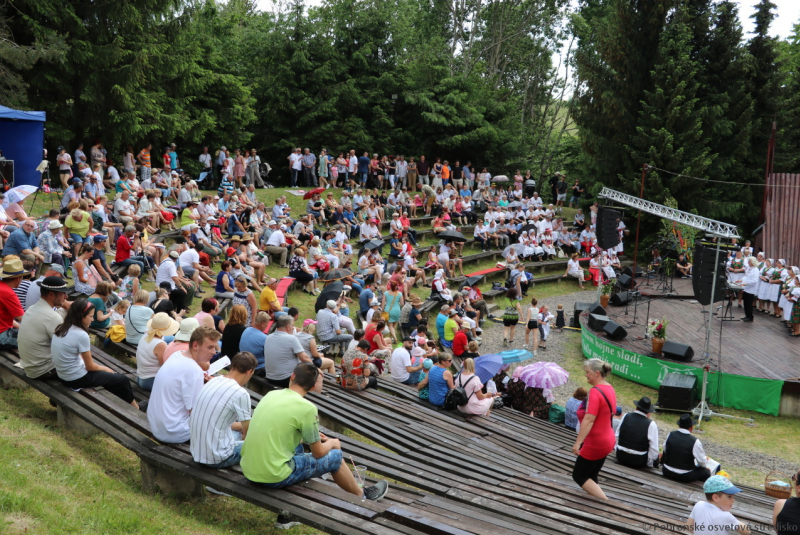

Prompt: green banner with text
xmin=581 ymin=327 xmax=782 ymax=416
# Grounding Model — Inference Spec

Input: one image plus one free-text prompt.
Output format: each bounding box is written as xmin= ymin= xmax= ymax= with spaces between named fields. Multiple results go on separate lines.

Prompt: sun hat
xmin=703 ymin=475 xmax=741 ymax=495
xmin=173 ymin=318 xmax=200 ymax=342
xmin=36 ymin=275 xmax=70 ymax=293
xmin=0 ymin=258 xmax=30 ymax=280
xmin=48 ymin=219 xmax=63 ymax=230
xmin=303 ymin=319 xmax=318 ymax=327
xmin=411 ymin=346 xmax=425 ymax=358
xmin=146 ymin=312 xmax=181 ymax=337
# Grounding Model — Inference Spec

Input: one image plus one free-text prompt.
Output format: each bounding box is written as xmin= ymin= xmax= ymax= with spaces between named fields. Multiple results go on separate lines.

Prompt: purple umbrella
xmin=473 ymin=353 xmax=505 ymax=384
xmin=516 ymin=362 xmax=569 ymax=390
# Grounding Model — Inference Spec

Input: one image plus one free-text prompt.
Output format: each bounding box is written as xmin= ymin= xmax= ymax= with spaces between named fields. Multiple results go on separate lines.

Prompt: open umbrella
xmin=519 ymin=223 xmax=539 ymax=234
xmin=303 ymin=187 xmax=325 ymax=200
xmin=438 ymin=229 xmax=467 ymax=242
xmin=459 ymin=275 xmax=485 ymax=290
xmin=502 ymin=244 xmax=526 ymax=257
xmin=499 ymin=349 xmax=533 ymax=365
xmin=319 ymin=267 xmax=354 ymax=282
xmin=315 ymin=280 xmax=344 ymax=312
xmin=516 ymin=362 xmax=569 ymax=390
xmin=3 ymin=185 xmax=38 ymax=207
xmin=473 ymin=353 xmax=505 ymax=384
xmin=363 ymin=239 xmax=385 ymax=251
xmin=492 ymin=175 xmax=509 ymax=183
xmin=508 ymin=201 xmax=523 ymax=208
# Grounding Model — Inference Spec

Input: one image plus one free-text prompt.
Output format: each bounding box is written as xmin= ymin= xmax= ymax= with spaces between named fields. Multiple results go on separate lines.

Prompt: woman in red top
xmin=363 ymin=320 xmax=392 ymax=370
xmin=572 ymin=358 xmax=616 ymax=500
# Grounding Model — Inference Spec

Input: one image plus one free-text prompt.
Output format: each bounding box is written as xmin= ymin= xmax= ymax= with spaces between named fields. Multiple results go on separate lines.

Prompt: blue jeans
xmin=400 ymin=371 xmax=422 ymax=385
xmin=201 ymin=441 xmax=244 ymax=469
xmin=441 ymin=339 xmax=453 ymax=348
xmin=274 ymin=307 xmax=290 ymax=319
xmin=290 ymin=168 xmax=300 ymax=187
xmin=137 ymin=376 xmax=155 ymax=391
xmin=0 ymin=328 xmax=19 ymax=348
xmin=70 ymin=233 xmax=92 ymax=246
xmin=116 ymin=257 xmax=147 ymax=273
xmin=254 ymin=445 xmax=342 ymax=488
xmin=360 ymin=171 xmax=369 ymax=185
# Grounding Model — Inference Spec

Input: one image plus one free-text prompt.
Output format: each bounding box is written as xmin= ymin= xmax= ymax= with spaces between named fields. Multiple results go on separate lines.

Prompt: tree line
xmin=3 ymin=0 xmax=800 ymax=235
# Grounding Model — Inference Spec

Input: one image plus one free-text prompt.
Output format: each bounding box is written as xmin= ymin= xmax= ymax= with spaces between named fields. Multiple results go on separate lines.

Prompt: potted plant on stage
xmin=600 ymin=279 xmax=616 ymax=308
xmin=647 ymin=317 xmax=669 ymax=355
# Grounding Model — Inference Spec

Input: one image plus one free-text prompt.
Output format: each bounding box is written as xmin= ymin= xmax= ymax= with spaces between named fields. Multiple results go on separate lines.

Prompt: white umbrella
xmin=3 ymin=185 xmax=38 ymax=207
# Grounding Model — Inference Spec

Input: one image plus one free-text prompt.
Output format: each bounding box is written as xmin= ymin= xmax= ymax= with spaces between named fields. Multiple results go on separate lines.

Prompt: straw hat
xmin=0 ymin=258 xmax=29 ymax=279
xmin=146 ymin=312 xmax=181 ymax=337
xmin=174 ymin=318 xmax=200 ymax=342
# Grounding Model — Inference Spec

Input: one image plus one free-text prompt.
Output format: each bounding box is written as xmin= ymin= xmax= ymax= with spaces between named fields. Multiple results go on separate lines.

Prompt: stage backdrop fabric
xmin=0 ymin=105 xmax=46 ymax=188
xmin=581 ymin=326 xmax=783 ymax=416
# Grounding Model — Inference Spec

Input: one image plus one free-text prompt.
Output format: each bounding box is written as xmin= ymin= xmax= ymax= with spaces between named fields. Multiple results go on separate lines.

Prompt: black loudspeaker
xmin=603 ymin=321 xmax=627 ymax=340
xmin=623 ymin=266 xmax=644 ymax=278
xmin=658 ymin=373 xmax=698 ymax=411
xmin=596 ymin=206 xmax=621 ymax=250
xmin=692 ymin=244 xmax=727 ymax=305
xmin=618 ymin=274 xmax=634 ymax=289
xmin=661 ymin=341 xmax=694 ymax=362
xmin=588 ymin=303 xmax=606 ymax=316
xmin=588 ymin=314 xmax=611 ymax=331
xmin=574 ymin=301 xmax=593 ymax=318
xmin=610 ymin=291 xmax=633 ymax=306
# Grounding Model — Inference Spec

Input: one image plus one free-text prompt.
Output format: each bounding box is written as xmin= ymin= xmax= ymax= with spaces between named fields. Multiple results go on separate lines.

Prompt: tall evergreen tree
xmin=628 ymin=10 xmax=712 ymax=213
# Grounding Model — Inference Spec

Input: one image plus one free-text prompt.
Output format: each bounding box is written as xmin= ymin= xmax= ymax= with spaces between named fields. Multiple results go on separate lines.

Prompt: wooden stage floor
xmin=594 ymin=276 xmax=800 ymax=381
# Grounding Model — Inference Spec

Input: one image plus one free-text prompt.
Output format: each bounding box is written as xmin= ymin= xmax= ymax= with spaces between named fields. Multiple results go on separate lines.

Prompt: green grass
xmin=0 ymin=386 xmax=321 ymax=535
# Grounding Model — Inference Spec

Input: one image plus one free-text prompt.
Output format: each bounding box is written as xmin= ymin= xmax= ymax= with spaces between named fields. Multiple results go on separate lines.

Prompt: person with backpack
xmin=571 ymin=358 xmax=616 ymax=501
xmin=417 ymin=353 xmax=455 ymax=408
xmin=454 ymin=358 xmax=496 ymax=416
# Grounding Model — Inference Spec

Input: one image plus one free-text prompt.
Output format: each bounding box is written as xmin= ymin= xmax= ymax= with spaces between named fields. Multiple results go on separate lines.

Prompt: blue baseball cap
xmin=93 ymin=235 xmax=107 ymax=243
xmin=703 ymin=475 xmax=741 ymax=495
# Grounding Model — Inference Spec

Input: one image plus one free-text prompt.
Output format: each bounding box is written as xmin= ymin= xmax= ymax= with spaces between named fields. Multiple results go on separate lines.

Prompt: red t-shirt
xmin=115 ymin=235 xmax=133 ymax=263
xmin=364 ymin=329 xmax=382 ymax=354
xmin=579 ymin=384 xmax=617 ymax=460
xmin=0 ymin=282 xmax=24 ymax=333
xmin=162 ymin=153 xmax=171 ymax=168
xmin=452 ymin=331 xmax=468 ymax=356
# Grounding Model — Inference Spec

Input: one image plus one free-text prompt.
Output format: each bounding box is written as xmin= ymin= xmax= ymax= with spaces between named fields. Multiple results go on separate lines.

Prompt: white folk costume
xmin=757 ymin=260 xmax=774 ymax=302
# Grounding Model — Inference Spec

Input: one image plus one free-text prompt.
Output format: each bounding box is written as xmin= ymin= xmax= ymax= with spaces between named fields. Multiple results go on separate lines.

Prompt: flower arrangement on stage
xmin=601 ymin=278 xmax=616 ymax=296
xmin=646 ymin=317 xmax=669 ymax=340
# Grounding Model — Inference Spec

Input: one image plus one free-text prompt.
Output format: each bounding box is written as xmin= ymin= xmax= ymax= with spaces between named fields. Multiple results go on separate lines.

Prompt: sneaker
xmin=503 ymin=338 xmax=508 ymax=347
xmin=364 ymin=480 xmax=389 ymax=501
xmin=523 ymin=344 xmax=529 ymax=349
xmin=275 ymin=512 xmax=301 ymax=530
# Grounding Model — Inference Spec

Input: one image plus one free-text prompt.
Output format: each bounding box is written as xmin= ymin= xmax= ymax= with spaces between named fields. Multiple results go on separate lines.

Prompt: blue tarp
xmin=0 ymin=105 xmax=47 ymax=188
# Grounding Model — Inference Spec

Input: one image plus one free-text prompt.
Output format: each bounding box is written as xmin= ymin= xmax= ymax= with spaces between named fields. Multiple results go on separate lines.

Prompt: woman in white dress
xmin=601 ymin=252 xmax=616 ymax=281
xmin=780 ymin=267 xmax=798 ymax=322
xmin=768 ymin=259 xmax=786 ymax=316
xmin=756 ymin=257 xmax=773 ymax=312
xmin=563 ymin=253 xmax=585 ymax=290
xmin=541 ymin=230 xmax=557 ymax=260
xmin=431 ymin=269 xmax=452 ymax=302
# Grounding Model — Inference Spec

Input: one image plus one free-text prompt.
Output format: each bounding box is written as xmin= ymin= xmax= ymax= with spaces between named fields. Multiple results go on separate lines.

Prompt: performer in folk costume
xmin=756 ymin=257 xmax=774 ymax=313
xmin=741 ymin=240 xmax=754 ymax=259
xmin=780 ymin=268 xmax=799 ymax=327
xmin=768 ymin=259 xmax=787 ymax=317
xmin=601 ymin=252 xmax=616 ymax=281
xmin=727 ymin=250 xmax=746 ymax=308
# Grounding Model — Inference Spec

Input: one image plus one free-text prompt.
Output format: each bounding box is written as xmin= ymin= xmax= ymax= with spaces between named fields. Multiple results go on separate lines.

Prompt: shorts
xmin=557 ymin=193 xmax=567 ymax=201
xmin=312 ymin=356 xmax=322 ymax=368
xmin=255 ymin=446 xmax=343 ymax=488
xmin=572 ymin=454 xmax=607 ymax=487
xmin=503 ymin=317 xmax=519 ymax=327
xmin=527 ymin=320 xmax=539 ymax=330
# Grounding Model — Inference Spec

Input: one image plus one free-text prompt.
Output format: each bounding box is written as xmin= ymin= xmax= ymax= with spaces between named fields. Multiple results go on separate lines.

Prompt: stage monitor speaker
xmin=662 ymin=341 xmax=694 ymax=362
xmin=623 ymin=266 xmax=644 ymax=278
xmin=596 ymin=206 xmax=621 ymax=250
xmin=574 ymin=301 xmax=594 ymax=319
xmin=658 ymin=373 xmax=698 ymax=412
xmin=589 ymin=303 xmax=606 ymax=316
xmin=610 ymin=291 xmax=634 ymax=306
xmin=693 ymin=244 xmax=727 ymax=305
xmin=588 ymin=314 xmax=611 ymax=331
xmin=618 ymin=274 xmax=634 ymax=289
xmin=603 ymin=320 xmax=627 ymax=340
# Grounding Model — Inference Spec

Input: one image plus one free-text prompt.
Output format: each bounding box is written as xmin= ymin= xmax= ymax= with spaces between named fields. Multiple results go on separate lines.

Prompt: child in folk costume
xmin=555 ymin=304 xmax=566 ymax=332
xmin=430 ymin=269 xmax=453 ymax=302
xmin=541 ymin=229 xmax=557 ymax=260
xmin=608 ymin=250 xmax=622 ymax=271
xmin=741 ymin=240 xmax=754 ymax=258
xmin=538 ymin=305 xmax=554 ymax=350
xmin=601 ymin=252 xmax=617 ymax=281
xmin=756 ymin=257 xmax=773 ymax=313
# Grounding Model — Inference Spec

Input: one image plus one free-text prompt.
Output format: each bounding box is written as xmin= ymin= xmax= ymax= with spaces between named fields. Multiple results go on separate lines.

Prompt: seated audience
xmin=136 ymin=312 xmax=180 ymax=390
xmin=262 ymin=315 xmax=311 ymax=388
xmin=17 ymin=276 xmax=70 ymax=379
xmin=417 ymin=353 xmax=455 ymax=407
xmin=239 ymin=311 xmax=269 ymax=375
xmin=614 ymin=396 xmax=659 ymax=469
xmin=662 ymin=413 xmax=714 ymax=483
xmin=564 ymin=387 xmax=587 ymax=431
xmin=389 ymin=336 xmax=423 ymax=385
xmin=341 ymin=340 xmax=379 ymax=390
xmin=0 ymin=257 xmax=27 ymax=348
xmin=455 ymin=358 xmax=497 ymax=416
xmin=220 ymin=305 xmax=249 ymax=363
xmin=125 ymin=289 xmax=154 ymax=345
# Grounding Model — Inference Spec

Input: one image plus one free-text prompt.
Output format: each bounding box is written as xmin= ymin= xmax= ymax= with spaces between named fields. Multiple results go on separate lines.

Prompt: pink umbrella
xmin=516 ymin=362 xmax=569 ymax=390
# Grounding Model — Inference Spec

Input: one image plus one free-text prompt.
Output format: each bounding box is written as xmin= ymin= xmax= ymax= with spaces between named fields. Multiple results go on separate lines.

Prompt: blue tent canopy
xmin=0 ymin=105 xmax=47 ymax=188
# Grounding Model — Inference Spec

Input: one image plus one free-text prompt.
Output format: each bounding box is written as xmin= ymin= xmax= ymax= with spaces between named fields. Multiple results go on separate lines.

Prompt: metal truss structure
xmin=598 ymin=188 xmax=740 ymax=239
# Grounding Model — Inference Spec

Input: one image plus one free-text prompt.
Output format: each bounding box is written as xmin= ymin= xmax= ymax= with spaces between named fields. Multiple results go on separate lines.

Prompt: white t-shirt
xmin=51 ymin=326 xmax=92 ymax=382
xmin=199 ymin=153 xmax=212 ymax=167
xmin=148 ymin=351 xmax=204 ymax=443
xmin=179 ymin=248 xmax=200 ymax=270
xmin=289 ymin=152 xmax=302 ymax=170
xmin=189 ymin=376 xmax=251 ymax=465
xmin=114 ymin=199 xmax=133 ymax=219
xmin=266 ymin=230 xmax=286 ymax=247
xmin=156 ymin=259 xmax=179 ymax=289
xmin=107 ymin=166 xmax=120 ymax=184
xmin=390 ymin=347 xmax=412 ymax=382
xmin=689 ymin=501 xmax=740 ymax=534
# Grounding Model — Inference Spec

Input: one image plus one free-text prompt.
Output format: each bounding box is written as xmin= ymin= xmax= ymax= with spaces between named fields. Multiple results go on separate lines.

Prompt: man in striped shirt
xmin=189 ymin=351 xmax=256 ymax=468
xmin=137 ymin=143 xmax=152 ymax=182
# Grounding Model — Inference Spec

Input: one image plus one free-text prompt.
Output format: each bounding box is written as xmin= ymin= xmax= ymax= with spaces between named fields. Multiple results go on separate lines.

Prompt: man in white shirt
xmin=530 ymin=192 xmax=543 ymax=208
xmin=389 ymin=337 xmax=423 ymax=385
xmin=288 ymin=147 xmax=302 ymax=188
xmin=359 ymin=220 xmax=378 ymax=242
xmin=190 ymin=351 xmax=255 ymax=468
xmin=474 ymin=221 xmax=489 ymax=251
xmin=148 ymin=326 xmax=222 ymax=443
xmin=615 ymin=397 xmax=659 ymax=469
xmin=661 ymin=413 xmax=712 ymax=483
xmin=179 ymin=240 xmax=214 ymax=287
xmin=396 ymin=156 xmax=407 ymax=188
xmin=114 ymin=190 xmax=137 ymax=223
xmin=264 ymin=224 xmax=289 ymax=268
xmin=198 ymin=147 xmax=212 ymax=169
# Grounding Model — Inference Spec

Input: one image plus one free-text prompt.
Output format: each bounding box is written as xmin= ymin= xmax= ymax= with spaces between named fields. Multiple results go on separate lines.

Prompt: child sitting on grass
xmin=686 ymin=475 xmax=750 ymax=534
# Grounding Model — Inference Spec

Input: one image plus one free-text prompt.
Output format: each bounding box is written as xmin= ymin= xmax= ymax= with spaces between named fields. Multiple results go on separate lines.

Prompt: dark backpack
xmin=444 ymin=374 xmax=477 ymax=410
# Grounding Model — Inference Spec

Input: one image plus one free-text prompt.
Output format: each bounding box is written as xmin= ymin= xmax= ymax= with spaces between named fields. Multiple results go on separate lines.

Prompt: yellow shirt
xmin=64 ymin=211 xmax=92 ymax=237
xmin=259 ymin=286 xmax=278 ymax=311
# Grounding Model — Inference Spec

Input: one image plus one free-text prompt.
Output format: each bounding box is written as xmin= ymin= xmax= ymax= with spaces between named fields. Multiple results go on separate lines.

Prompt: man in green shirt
xmin=241 ymin=362 xmax=389 ymax=505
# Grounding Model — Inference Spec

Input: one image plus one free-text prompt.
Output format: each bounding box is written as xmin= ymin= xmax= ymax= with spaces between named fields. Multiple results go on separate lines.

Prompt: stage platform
xmin=580 ymin=276 xmax=800 ymax=417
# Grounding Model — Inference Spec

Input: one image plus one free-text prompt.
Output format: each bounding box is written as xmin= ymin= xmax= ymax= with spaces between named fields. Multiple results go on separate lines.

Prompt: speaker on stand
xmin=596 ymin=206 xmax=621 ymax=250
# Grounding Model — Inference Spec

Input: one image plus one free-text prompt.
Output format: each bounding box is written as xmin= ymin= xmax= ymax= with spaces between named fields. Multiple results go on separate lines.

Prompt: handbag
xmin=382 ymin=292 xmax=399 ymax=322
